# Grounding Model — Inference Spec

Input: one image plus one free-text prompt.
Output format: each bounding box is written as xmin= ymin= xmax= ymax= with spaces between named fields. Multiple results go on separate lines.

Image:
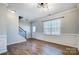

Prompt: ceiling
xmin=7 ymin=3 xmax=77 ymax=21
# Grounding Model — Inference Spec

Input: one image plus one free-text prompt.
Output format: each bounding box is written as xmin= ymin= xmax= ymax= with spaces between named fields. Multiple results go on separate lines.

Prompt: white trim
xmin=33 ymin=33 xmax=78 ymax=35
xmin=0 ymin=35 xmax=7 ymax=38
xmin=7 ymin=39 xmax=26 ymax=45
xmin=0 ymin=35 xmax=7 ymax=54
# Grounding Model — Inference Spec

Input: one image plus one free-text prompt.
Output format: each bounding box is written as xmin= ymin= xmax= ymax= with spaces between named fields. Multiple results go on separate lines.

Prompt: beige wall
xmin=76 ymin=4 xmax=79 ymax=50
xmin=32 ymin=8 xmax=77 ymax=47
xmin=77 ymin=4 xmax=79 ymax=34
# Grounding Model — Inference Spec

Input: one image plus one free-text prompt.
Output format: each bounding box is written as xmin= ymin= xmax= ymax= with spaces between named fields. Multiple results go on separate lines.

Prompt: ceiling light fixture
xmin=32 ymin=3 xmax=53 ymax=12
xmin=8 ymin=10 xmax=16 ymax=13
xmin=30 ymin=3 xmax=53 ymax=12
xmin=37 ymin=3 xmax=48 ymax=8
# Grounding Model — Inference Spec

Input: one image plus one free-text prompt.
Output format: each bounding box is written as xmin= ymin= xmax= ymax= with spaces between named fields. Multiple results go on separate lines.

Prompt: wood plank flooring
xmin=6 ymin=38 xmax=78 ymax=55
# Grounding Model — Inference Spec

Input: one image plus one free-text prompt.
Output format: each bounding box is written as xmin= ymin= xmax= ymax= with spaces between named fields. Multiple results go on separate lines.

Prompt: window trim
xmin=32 ymin=26 xmax=36 ymax=33
xmin=42 ymin=17 xmax=64 ymax=35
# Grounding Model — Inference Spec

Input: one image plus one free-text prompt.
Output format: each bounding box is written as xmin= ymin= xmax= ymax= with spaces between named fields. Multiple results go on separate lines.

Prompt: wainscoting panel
xmin=0 ymin=35 xmax=7 ymax=54
xmin=32 ymin=33 xmax=77 ymax=48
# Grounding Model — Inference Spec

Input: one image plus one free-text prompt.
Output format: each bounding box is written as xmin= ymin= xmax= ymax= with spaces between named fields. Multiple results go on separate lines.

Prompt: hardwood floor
xmin=6 ymin=38 xmax=78 ymax=55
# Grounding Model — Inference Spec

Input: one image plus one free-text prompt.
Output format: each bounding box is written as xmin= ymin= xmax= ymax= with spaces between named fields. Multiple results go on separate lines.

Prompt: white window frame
xmin=43 ymin=18 xmax=61 ymax=35
xmin=32 ymin=26 xmax=36 ymax=33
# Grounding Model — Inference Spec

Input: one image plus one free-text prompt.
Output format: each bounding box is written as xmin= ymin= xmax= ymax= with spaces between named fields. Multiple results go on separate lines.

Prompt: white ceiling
xmin=7 ymin=3 xmax=77 ymax=21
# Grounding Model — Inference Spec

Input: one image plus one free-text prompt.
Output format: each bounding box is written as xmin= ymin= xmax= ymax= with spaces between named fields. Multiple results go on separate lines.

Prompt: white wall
xmin=0 ymin=4 xmax=7 ymax=53
xmin=0 ymin=4 xmax=7 ymax=35
xmin=7 ymin=10 xmax=26 ymax=45
xmin=32 ymin=8 xmax=77 ymax=47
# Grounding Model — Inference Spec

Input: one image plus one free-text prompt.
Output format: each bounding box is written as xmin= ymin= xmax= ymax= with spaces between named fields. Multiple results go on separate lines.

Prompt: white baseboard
xmin=8 ymin=39 xmax=26 ymax=45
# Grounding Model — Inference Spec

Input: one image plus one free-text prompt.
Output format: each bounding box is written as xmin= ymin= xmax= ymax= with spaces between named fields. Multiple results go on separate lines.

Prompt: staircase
xmin=19 ymin=26 xmax=27 ymax=39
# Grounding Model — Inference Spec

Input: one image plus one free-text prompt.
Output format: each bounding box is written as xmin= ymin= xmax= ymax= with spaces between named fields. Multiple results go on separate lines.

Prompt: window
xmin=32 ymin=26 xmax=36 ymax=32
xmin=43 ymin=19 xmax=61 ymax=35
